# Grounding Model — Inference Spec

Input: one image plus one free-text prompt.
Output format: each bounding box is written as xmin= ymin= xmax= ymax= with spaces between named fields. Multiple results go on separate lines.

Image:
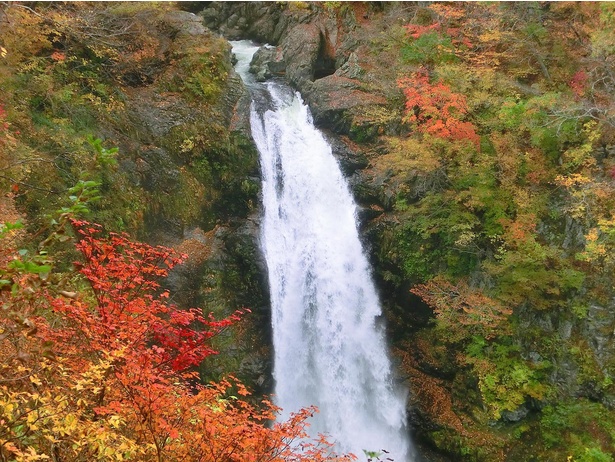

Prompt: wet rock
xmin=280 ymin=23 xmax=321 ymax=87
xmin=322 ymin=130 xmax=368 ymax=175
xmin=501 ymin=404 xmax=530 ymax=423
xmin=239 ymin=354 xmax=273 ymax=394
xmin=562 ymin=215 xmax=586 ymax=250
xmin=583 ymin=302 xmax=615 ymax=368
xmin=127 ymin=90 xmax=189 ymax=139
xmin=249 ymin=45 xmax=286 ymax=81
xmin=136 ymin=147 xmax=180 ymax=193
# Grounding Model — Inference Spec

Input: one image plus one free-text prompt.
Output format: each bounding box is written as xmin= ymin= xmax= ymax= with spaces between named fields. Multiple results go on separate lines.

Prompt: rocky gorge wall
xmin=199 ymin=2 xmax=615 ymax=461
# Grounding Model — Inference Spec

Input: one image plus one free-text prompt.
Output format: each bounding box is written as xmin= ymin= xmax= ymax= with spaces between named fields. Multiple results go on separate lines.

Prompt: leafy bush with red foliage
xmin=0 ymin=220 xmax=354 ymax=462
xmin=398 ymin=68 xmax=480 ymax=148
xmin=58 ymin=220 xmax=242 ymax=372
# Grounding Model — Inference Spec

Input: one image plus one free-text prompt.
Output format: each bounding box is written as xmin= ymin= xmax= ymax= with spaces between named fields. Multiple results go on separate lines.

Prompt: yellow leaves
xmin=180 ymin=137 xmax=196 ymax=153
xmin=108 ymin=414 xmax=123 ymax=429
xmin=578 ymin=217 xmax=615 ymax=272
xmin=0 ymin=393 xmax=21 ymax=429
xmin=0 ymin=46 xmax=7 ymax=58
xmin=62 ymin=413 xmax=78 ymax=433
xmin=430 ymin=2 xmax=466 ymax=21
xmin=17 ymin=447 xmax=51 ymax=461
xmin=454 ymin=229 xmax=478 ymax=248
xmin=554 ymin=173 xmax=593 ymax=188
xmin=376 ymin=136 xmax=441 ymax=177
xmin=0 ymin=5 xmax=56 ymax=66
xmin=561 ymin=121 xmax=600 ymax=172
xmin=478 ymin=30 xmax=504 ymax=45
xmin=26 ymin=409 xmax=41 ymax=431
xmin=549 ymin=121 xmax=609 ymax=221
xmin=353 ymin=105 xmax=401 ymax=128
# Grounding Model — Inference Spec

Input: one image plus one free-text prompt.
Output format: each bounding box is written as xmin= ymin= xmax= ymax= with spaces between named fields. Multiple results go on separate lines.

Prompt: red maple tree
xmin=398 ymin=68 xmax=480 ymax=148
xmin=1 ymin=220 xmax=354 ymax=461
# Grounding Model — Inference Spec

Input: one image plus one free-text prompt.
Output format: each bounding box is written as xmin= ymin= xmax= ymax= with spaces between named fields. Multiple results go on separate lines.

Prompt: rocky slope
xmin=0 ymin=3 xmax=271 ymax=390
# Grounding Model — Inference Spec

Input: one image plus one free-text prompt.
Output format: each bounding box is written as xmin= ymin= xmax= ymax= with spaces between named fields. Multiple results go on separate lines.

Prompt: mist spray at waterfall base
xmin=232 ymin=40 xmax=413 ymax=461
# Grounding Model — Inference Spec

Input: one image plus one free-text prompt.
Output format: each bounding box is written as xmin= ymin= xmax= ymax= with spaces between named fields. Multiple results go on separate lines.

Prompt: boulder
xmin=162 ymin=10 xmax=206 ymax=36
xmin=249 ymin=45 xmax=286 ymax=81
xmin=336 ymin=51 xmax=363 ymax=79
xmin=303 ymin=75 xmax=387 ymax=134
xmin=280 ymin=23 xmax=321 ymax=87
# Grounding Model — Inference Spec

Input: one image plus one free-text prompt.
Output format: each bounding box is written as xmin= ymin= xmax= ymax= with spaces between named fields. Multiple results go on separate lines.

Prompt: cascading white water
xmin=231 ymin=40 xmax=412 ymax=460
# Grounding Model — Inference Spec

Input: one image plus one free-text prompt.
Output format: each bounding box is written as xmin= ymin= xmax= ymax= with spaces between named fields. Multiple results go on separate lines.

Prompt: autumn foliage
xmin=0 ymin=221 xmax=353 ymax=462
xmin=410 ymin=276 xmax=512 ymax=342
xmin=404 ymin=21 xmax=472 ymax=50
xmin=398 ymin=68 xmax=480 ymax=148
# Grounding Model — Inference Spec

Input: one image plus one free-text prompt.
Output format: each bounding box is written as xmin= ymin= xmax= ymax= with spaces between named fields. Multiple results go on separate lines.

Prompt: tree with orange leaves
xmin=410 ymin=275 xmax=511 ymax=343
xmin=398 ymin=68 xmax=480 ymax=148
xmin=0 ymin=220 xmax=354 ymax=462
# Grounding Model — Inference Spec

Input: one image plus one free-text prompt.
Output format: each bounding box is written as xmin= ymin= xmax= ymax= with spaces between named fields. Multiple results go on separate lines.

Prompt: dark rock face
xmin=323 ymin=130 xmax=368 ymax=176
xmin=203 ymin=1 xmax=392 ymax=138
xmin=202 ymin=2 xmax=286 ymax=42
xmin=135 ymin=147 xmax=181 ymax=194
xmin=584 ymin=303 xmax=615 ymax=372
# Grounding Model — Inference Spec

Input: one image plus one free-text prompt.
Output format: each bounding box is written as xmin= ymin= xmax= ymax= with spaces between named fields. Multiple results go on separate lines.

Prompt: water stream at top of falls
xmin=231 ymin=40 xmax=413 ymax=461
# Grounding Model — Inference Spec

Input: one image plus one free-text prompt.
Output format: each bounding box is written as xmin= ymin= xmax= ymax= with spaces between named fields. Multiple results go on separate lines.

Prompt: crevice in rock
xmin=313 ymin=32 xmax=336 ymax=80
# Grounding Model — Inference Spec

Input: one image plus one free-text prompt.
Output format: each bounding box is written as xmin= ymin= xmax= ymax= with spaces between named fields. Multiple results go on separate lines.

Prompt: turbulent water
xmin=231 ymin=40 xmax=412 ymax=460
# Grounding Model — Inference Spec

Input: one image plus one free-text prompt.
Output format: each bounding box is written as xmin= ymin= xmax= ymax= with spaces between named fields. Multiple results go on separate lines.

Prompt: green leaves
xmin=0 ymin=221 xmax=23 ymax=238
xmin=465 ymin=338 xmax=551 ymax=419
xmin=87 ymin=135 xmax=118 ymax=169
xmin=540 ymin=399 xmax=615 ymax=459
xmin=58 ymin=179 xmax=102 ymax=217
xmin=7 ymin=259 xmax=52 ymax=276
xmin=401 ymin=31 xmax=457 ymax=66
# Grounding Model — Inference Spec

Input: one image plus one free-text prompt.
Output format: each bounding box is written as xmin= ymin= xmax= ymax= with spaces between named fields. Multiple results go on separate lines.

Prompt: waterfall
xmin=231 ymin=40 xmax=412 ymax=461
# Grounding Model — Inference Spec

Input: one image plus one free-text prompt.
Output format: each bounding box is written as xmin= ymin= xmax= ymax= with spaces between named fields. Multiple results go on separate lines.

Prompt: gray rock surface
xmin=249 ymin=45 xmax=286 ymax=81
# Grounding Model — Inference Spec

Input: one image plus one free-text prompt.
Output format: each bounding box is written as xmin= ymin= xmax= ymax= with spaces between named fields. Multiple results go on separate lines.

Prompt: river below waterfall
xmin=231 ymin=40 xmax=413 ymax=461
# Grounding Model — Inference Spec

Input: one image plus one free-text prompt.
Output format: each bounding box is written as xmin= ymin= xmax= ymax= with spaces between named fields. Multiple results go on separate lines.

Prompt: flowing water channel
xmin=231 ymin=40 xmax=412 ymax=461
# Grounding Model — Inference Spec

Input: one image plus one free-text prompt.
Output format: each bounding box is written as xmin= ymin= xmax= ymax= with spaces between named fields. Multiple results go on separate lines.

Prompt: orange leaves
xmin=569 ymin=70 xmax=589 ymax=99
xmin=50 ymin=50 xmax=65 ymax=62
xmin=398 ymin=68 xmax=480 ymax=148
xmin=1 ymin=220 xmax=351 ymax=461
xmin=405 ymin=20 xmax=472 ymax=50
xmin=405 ymin=23 xmax=442 ymax=40
xmin=411 ymin=276 xmax=512 ymax=342
xmin=498 ymin=214 xmax=538 ymax=250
